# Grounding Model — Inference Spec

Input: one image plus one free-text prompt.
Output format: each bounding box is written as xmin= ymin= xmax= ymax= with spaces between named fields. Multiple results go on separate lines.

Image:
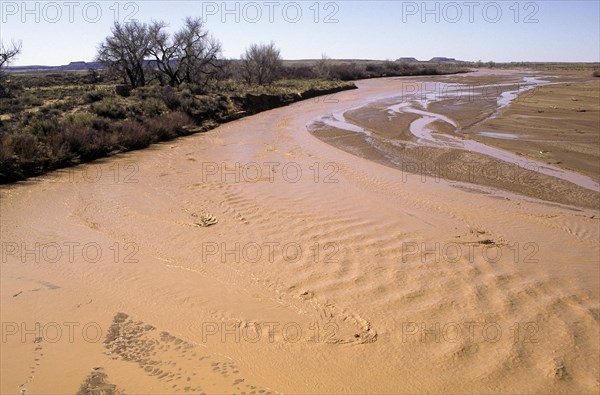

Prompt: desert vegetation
xmin=241 ymin=42 xmax=283 ymax=84
xmin=97 ymin=17 xmax=222 ymax=90
xmin=0 ymin=40 xmax=23 ymax=97
xmin=0 ymin=18 xmax=466 ymax=183
xmin=0 ymin=70 xmax=357 ymax=182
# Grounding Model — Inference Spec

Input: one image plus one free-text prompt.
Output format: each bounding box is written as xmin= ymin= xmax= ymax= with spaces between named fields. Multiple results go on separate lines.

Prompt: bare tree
xmin=0 ymin=40 xmax=22 ymax=70
xmin=315 ymin=53 xmax=332 ymax=79
xmin=96 ymin=21 xmax=152 ymax=88
xmin=148 ymin=17 xmax=222 ymax=90
xmin=241 ymin=42 xmax=282 ymax=85
xmin=176 ymin=17 xmax=222 ymax=90
xmin=87 ymin=67 xmax=101 ymax=85
xmin=148 ymin=20 xmax=180 ymax=86
xmin=0 ymin=40 xmax=22 ymax=96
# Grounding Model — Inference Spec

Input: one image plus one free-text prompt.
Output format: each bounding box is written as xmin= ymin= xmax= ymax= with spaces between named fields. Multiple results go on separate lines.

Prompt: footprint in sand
xmin=184 ymin=207 xmax=219 ymax=227
xmin=103 ymin=312 xmax=276 ymax=393
xmin=18 ymin=336 xmax=45 ymax=395
xmin=194 ymin=212 xmax=218 ymax=227
xmin=76 ymin=367 xmax=123 ymax=395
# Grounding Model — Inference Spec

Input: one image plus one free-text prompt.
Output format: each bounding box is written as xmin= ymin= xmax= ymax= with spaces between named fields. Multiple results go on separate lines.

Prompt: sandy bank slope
xmin=1 ymin=75 xmax=599 ymax=394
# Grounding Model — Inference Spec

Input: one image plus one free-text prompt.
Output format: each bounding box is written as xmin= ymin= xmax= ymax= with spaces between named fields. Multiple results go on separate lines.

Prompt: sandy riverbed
xmin=1 ymin=70 xmax=599 ymax=394
xmin=311 ymin=70 xmax=599 ymax=208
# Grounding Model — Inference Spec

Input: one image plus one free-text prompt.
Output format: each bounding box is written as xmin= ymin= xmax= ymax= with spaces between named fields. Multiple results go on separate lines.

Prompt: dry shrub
xmin=10 ymin=133 xmax=42 ymax=161
xmin=160 ymin=86 xmax=182 ymax=111
xmin=92 ymin=97 xmax=127 ymax=119
xmin=0 ymin=134 xmax=15 ymax=162
xmin=117 ymin=120 xmax=153 ymax=149
xmin=144 ymin=111 xmax=192 ymax=140
xmin=141 ymin=97 xmax=167 ymax=117
xmin=60 ymin=124 xmax=96 ymax=155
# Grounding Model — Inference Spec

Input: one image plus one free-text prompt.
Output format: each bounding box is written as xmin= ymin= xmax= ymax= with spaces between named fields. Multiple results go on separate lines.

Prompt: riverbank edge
xmin=0 ymin=84 xmax=358 ymax=184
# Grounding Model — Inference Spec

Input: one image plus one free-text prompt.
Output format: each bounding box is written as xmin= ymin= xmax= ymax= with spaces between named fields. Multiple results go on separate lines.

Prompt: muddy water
xmin=478 ymin=132 xmax=523 ymax=140
xmin=310 ymin=75 xmax=600 ymax=192
xmin=1 ymin=70 xmax=599 ymax=394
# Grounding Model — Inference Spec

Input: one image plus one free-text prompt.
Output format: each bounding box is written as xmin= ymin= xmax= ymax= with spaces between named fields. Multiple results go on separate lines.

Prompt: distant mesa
xmin=429 ymin=57 xmax=461 ymax=62
xmin=8 ymin=57 xmax=465 ymax=73
xmin=8 ymin=60 xmax=165 ymax=73
xmin=7 ymin=61 xmax=102 ymax=73
xmin=64 ymin=61 xmax=91 ymax=70
xmin=394 ymin=57 xmax=464 ymax=63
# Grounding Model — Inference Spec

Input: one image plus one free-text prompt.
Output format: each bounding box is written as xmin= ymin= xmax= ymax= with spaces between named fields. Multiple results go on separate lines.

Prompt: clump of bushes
xmin=143 ymin=111 xmax=191 ymax=140
xmin=160 ymin=86 xmax=183 ymax=111
xmin=0 ymin=69 xmax=359 ymax=183
xmin=115 ymin=85 xmax=132 ymax=97
xmin=86 ymin=90 xmax=107 ymax=103
xmin=63 ymin=112 xmax=109 ymax=131
xmin=92 ymin=97 xmax=126 ymax=119
xmin=279 ymin=61 xmax=462 ymax=81
xmin=8 ymin=133 xmax=43 ymax=160
xmin=0 ymin=105 xmax=197 ymax=182
xmin=116 ymin=120 xmax=153 ymax=149
xmin=140 ymin=97 xmax=167 ymax=117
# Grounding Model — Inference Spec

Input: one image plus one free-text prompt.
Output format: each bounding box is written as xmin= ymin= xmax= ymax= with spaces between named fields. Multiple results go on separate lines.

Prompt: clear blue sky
xmin=1 ymin=0 xmax=599 ymax=66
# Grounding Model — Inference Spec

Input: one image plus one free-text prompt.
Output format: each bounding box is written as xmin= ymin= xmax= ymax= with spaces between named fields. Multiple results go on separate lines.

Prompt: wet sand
xmin=1 ymin=71 xmax=599 ymax=394
xmin=311 ymin=70 xmax=599 ymax=208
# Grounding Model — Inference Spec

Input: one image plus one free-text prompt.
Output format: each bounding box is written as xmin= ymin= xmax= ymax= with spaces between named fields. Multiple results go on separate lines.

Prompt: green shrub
xmin=160 ymin=86 xmax=182 ymax=111
xmin=0 ymin=134 xmax=14 ymax=162
xmin=11 ymin=133 xmax=43 ymax=161
xmin=61 ymin=124 xmax=94 ymax=154
xmin=21 ymin=113 xmax=61 ymax=136
xmin=86 ymin=90 xmax=107 ymax=103
xmin=63 ymin=112 xmax=104 ymax=129
xmin=21 ymin=93 xmax=44 ymax=107
xmin=141 ymin=97 xmax=167 ymax=117
xmin=135 ymin=87 xmax=152 ymax=100
xmin=0 ymin=97 xmax=25 ymax=114
xmin=116 ymin=85 xmax=132 ymax=97
xmin=92 ymin=97 xmax=126 ymax=119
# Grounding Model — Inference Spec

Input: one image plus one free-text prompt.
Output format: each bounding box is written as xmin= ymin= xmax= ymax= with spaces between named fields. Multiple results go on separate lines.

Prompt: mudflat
xmin=311 ymin=70 xmax=600 ymax=208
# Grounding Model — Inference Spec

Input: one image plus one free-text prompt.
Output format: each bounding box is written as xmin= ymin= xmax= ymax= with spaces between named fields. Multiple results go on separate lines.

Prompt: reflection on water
xmin=477 ymin=132 xmax=524 ymax=140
